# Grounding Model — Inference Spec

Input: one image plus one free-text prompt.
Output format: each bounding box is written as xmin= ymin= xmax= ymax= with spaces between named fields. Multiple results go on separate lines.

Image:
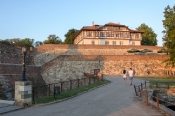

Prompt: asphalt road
xmin=1 ymin=75 xmax=163 ymax=116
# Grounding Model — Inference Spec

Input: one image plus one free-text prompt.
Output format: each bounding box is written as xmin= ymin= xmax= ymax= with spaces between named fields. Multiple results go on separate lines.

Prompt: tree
xmin=162 ymin=5 xmax=175 ymax=67
xmin=20 ymin=38 xmax=34 ymax=47
xmin=0 ymin=38 xmax=34 ymax=47
xmin=0 ymin=39 xmax=11 ymax=45
xmin=34 ymin=41 xmax=43 ymax=47
xmin=136 ymin=23 xmax=157 ymax=46
xmin=64 ymin=28 xmax=79 ymax=44
xmin=43 ymin=34 xmax=62 ymax=44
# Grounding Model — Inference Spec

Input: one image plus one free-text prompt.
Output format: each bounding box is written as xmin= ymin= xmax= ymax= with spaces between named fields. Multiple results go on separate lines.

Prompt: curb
xmin=0 ymin=100 xmax=14 ymax=105
xmin=34 ymin=81 xmax=111 ymax=107
xmin=0 ymin=106 xmax=24 ymax=115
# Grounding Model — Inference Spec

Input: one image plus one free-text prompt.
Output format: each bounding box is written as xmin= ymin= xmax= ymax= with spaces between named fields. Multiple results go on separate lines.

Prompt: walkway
xmin=1 ymin=76 xmax=163 ymax=116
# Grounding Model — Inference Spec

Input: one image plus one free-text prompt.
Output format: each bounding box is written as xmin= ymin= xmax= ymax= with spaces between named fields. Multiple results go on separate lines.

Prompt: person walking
xmin=123 ymin=69 xmax=127 ymax=85
xmin=128 ymin=68 xmax=134 ymax=85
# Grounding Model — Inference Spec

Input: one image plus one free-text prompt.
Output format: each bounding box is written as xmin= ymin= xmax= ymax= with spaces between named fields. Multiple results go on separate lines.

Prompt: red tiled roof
xmin=105 ymin=22 xmax=125 ymax=27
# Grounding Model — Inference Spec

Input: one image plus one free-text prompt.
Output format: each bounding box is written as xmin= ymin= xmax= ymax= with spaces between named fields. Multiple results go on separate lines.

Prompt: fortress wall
xmin=0 ymin=44 xmax=171 ymax=87
xmin=34 ymin=44 xmax=165 ymax=66
xmin=0 ymin=45 xmax=43 ymax=90
xmin=40 ymin=55 xmax=170 ymax=84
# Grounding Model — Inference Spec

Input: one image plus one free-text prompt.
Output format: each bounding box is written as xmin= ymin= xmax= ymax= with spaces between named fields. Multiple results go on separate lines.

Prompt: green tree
xmin=64 ymin=28 xmax=79 ymax=44
xmin=44 ymin=34 xmax=62 ymax=44
xmin=0 ymin=38 xmax=34 ymax=47
xmin=34 ymin=41 xmax=43 ymax=47
xmin=162 ymin=5 xmax=175 ymax=67
xmin=136 ymin=23 xmax=157 ymax=46
xmin=0 ymin=39 xmax=11 ymax=45
xmin=20 ymin=38 xmax=34 ymax=47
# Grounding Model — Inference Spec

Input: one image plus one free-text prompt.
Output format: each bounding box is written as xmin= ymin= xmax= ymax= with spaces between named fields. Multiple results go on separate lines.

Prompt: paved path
xmin=1 ymin=76 xmax=163 ymax=116
xmin=0 ymin=103 xmax=22 ymax=114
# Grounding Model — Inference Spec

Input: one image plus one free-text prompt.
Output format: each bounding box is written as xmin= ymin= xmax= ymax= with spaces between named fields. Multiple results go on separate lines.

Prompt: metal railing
xmin=134 ymin=81 xmax=175 ymax=97
xmin=142 ymin=90 xmax=175 ymax=116
xmin=134 ymin=81 xmax=149 ymax=96
xmin=32 ymin=76 xmax=103 ymax=104
xmin=134 ymin=81 xmax=175 ymax=116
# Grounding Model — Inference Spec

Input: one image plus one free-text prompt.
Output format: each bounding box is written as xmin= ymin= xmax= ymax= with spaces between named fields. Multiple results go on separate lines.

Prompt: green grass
xmin=135 ymin=76 xmax=175 ymax=88
xmin=34 ymin=79 xmax=110 ymax=104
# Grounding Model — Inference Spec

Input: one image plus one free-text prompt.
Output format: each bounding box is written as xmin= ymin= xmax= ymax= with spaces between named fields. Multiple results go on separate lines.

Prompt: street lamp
xmin=21 ymin=47 xmax=27 ymax=81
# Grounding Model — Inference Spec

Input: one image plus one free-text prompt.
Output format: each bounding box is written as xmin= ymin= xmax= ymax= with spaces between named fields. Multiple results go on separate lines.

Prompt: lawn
xmin=34 ymin=79 xmax=110 ymax=104
xmin=135 ymin=76 xmax=175 ymax=88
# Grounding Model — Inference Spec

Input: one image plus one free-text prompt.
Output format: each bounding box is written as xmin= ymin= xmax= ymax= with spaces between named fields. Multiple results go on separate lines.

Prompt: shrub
xmin=127 ymin=48 xmax=140 ymax=53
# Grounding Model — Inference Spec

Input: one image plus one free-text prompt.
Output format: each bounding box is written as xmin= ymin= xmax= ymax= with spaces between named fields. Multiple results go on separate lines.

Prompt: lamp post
xmin=21 ymin=47 xmax=27 ymax=81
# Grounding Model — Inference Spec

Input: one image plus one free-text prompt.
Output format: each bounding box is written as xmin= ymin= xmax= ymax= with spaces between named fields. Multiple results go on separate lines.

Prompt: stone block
xmin=15 ymin=81 xmax=32 ymax=106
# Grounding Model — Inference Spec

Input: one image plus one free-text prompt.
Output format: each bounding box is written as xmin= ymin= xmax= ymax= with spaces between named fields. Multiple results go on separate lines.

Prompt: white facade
xmin=74 ymin=22 xmax=143 ymax=45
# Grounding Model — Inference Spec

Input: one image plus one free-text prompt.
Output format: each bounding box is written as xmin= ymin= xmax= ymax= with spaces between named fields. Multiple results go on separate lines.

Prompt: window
xmin=120 ymin=41 xmax=123 ymax=45
xmin=91 ymin=41 xmax=95 ymax=45
xmin=132 ymin=42 xmax=135 ymax=45
xmin=135 ymin=33 xmax=139 ymax=39
xmin=112 ymin=41 xmax=116 ymax=45
xmin=95 ymin=32 xmax=99 ymax=37
xmin=100 ymin=32 xmax=105 ymax=37
xmin=107 ymin=26 xmax=112 ymax=30
xmin=111 ymin=32 xmax=114 ymax=37
xmin=105 ymin=41 xmax=109 ymax=45
xmin=127 ymin=33 xmax=130 ymax=38
xmin=116 ymin=32 xmax=120 ymax=38
xmin=87 ymin=31 xmax=92 ymax=37
xmin=116 ymin=27 xmax=120 ymax=30
xmin=120 ymin=32 xmax=123 ymax=37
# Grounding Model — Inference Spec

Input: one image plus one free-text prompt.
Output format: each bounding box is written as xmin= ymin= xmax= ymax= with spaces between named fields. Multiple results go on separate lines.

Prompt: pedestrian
xmin=128 ymin=68 xmax=134 ymax=85
xmin=123 ymin=68 xmax=127 ymax=85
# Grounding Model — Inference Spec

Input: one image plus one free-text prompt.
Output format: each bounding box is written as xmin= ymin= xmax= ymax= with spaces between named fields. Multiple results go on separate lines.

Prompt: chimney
xmin=92 ymin=21 xmax=94 ymax=26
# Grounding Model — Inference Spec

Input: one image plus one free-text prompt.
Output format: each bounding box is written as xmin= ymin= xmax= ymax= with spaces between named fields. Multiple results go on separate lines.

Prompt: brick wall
xmin=0 ymin=45 xmax=44 ymax=91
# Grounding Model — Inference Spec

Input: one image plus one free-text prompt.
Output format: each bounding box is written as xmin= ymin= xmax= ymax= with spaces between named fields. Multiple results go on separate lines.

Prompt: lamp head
xmin=22 ymin=47 xmax=27 ymax=54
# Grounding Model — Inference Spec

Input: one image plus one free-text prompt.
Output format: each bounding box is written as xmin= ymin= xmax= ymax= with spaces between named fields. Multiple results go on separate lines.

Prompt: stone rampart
xmin=0 ymin=44 xmax=44 ymax=93
xmin=31 ymin=44 xmax=172 ymax=85
xmin=40 ymin=55 xmax=170 ymax=84
xmin=0 ymin=44 xmax=172 ymax=88
xmin=34 ymin=44 xmax=164 ymax=67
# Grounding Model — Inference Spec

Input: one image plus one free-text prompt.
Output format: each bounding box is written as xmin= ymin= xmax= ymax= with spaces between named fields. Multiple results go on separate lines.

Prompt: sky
xmin=0 ymin=0 xmax=174 ymax=46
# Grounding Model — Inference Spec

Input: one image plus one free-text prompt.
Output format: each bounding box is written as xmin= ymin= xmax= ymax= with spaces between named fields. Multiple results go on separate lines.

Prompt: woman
xmin=123 ymin=69 xmax=127 ymax=85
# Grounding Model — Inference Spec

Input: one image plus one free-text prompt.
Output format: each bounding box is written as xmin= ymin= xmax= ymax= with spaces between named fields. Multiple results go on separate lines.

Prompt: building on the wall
xmin=73 ymin=22 xmax=144 ymax=45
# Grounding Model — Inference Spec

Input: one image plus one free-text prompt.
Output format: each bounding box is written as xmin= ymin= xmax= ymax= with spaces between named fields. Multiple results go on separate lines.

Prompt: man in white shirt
xmin=128 ymin=68 xmax=134 ymax=85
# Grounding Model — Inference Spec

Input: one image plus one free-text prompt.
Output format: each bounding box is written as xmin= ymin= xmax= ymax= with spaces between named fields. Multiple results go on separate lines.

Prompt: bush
xmin=140 ymin=49 xmax=153 ymax=53
xmin=127 ymin=48 xmax=140 ymax=53
xmin=157 ymin=49 xmax=166 ymax=53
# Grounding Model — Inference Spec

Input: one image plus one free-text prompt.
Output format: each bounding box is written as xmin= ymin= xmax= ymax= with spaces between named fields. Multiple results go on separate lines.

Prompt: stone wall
xmin=0 ymin=44 xmax=44 ymax=97
xmin=0 ymin=44 xmax=172 ymax=89
xmin=34 ymin=44 xmax=165 ymax=67
xmin=40 ymin=55 xmax=170 ymax=84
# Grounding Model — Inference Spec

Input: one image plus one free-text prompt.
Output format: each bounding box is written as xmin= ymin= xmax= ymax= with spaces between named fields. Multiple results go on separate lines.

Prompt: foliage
xmin=127 ymin=48 xmax=140 ymax=53
xmin=43 ymin=34 xmax=62 ymax=44
xmin=0 ymin=39 xmax=11 ymax=45
xmin=136 ymin=76 xmax=175 ymax=88
xmin=162 ymin=5 xmax=175 ymax=67
xmin=136 ymin=23 xmax=157 ymax=46
xmin=34 ymin=41 xmax=43 ymax=47
xmin=0 ymin=38 xmax=34 ymax=47
xmin=64 ymin=28 xmax=79 ymax=44
xmin=34 ymin=80 xmax=110 ymax=104
xmin=157 ymin=49 xmax=166 ymax=53
xmin=140 ymin=49 xmax=153 ymax=53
